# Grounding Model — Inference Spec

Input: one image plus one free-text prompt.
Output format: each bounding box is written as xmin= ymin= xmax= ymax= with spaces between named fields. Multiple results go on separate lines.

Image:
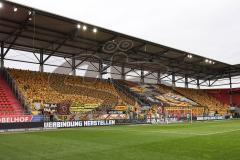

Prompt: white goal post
xmin=164 ymin=108 xmax=193 ymax=124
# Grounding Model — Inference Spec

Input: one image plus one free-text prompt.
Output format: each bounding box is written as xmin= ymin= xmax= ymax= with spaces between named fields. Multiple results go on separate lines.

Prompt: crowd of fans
xmin=156 ymin=84 xmax=198 ymax=107
xmin=117 ymin=80 xmax=229 ymax=116
xmin=8 ymin=69 xmax=133 ymax=114
xmin=7 ymin=69 xmax=229 ymax=116
xmin=175 ymin=87 xmax=229 ymax=115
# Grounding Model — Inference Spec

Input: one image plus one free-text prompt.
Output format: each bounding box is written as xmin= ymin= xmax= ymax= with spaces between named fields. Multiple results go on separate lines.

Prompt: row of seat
xmin=0 ymin=111 xmax=23 ymax=116
xmin=8 ymin=69 xmax=134 ymax=114
xmin=175 ymin=87 xmax=228 ymax=115
xmin=0 ymin=74 xmax=24 ymax=115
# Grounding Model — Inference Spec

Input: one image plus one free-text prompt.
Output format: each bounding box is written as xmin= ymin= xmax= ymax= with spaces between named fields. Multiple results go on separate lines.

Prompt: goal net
xmin=164 ymin=108 xmax=193 ymax=124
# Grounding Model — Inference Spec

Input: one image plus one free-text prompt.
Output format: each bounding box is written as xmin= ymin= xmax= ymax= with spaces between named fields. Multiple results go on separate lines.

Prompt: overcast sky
xmin=9 ymin=0 xmax=240 ymax=65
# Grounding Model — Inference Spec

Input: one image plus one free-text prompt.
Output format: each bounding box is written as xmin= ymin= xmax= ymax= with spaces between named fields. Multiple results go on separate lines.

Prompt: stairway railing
xmin=1 ymin=68 xmax=31 ymax=115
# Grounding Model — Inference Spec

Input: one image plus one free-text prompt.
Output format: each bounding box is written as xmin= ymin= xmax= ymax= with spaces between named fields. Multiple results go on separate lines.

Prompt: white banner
xmin=0 ymin=115 xmax=33 ymax=123
xmin=197 ymin=116 xmax=224 ymax=121
xmin=44 ymin=120 xmax=115 ymax=128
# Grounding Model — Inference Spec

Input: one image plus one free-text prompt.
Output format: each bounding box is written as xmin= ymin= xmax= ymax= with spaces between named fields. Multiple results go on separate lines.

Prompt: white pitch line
xmin=84 ymin=128 xmax=203 ymax=135
xmin=145 ymin=128 xmax=240 ymax=136
xmin=91 ymin=127 xmax=240 ymax=136
xmin=194 ymin=128 xmax=240 ymax=136
xmin=1 ymin=125 xmax=240 ymax=136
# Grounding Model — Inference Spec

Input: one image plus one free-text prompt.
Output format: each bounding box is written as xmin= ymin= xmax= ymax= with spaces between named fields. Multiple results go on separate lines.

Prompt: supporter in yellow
xmin=8 ymin=69 xmax=135 ymax=114
xmin=175 ymin=87 xmax=229 ymax=115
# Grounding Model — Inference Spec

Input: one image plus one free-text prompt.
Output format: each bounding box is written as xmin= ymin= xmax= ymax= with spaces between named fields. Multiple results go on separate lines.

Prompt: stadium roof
xmin=0 ymin=0 xmax=240 ymax=81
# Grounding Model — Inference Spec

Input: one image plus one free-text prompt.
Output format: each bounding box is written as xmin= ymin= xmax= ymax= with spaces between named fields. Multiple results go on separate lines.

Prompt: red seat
xmin=0 ymin=76 xmax=24 ymax=115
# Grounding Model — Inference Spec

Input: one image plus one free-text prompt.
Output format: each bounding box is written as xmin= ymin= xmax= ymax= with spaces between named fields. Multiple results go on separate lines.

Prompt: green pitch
xmin=1 ymin=120 xmax=240 ymax=160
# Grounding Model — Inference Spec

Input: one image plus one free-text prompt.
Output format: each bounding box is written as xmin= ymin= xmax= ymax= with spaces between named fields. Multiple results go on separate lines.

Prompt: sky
xmin=7 ymin=0 xmax=240 ymax=65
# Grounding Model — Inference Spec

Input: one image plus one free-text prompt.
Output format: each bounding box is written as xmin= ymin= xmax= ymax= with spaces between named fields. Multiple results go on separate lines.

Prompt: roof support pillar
xmin=185 ymin=75 xmax=188 ymax=88
xmin=99 ymin=61 xmax=103 ymax=79
xmin=229 ymin=75 xmax=232 ymax=89
xmin=39 ymin=50 xmax=44 ymax=72
xmin=121 ymin=65 xmax=125 ymax=80
xmin=172 ymin=73 xmax=176 ymax=88
xmin=157 ymin=72 xmax=161 ymax=84
xmin=1 ymin=42 xmax=4 ymax=69
xmin=229 ymin=74 xmax=233 ymax=106
xmin=72 ymin=57 xmax=76 ymax=76
xmin=140 ymin=68 xmax=144 ymax=83
xmin=197 ymin=78 xmax=200 ymax=89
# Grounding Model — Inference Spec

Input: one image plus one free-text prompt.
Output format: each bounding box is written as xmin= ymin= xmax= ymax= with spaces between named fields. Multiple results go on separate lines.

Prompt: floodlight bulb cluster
xmin=93 ymin=28 xmax=97 ymax=33
xmin=77 ymin=24 xmax=98 ymax=33
xmin=14 ymin=7 xmax=18 ymax=12
xmin=205 ymin=59 xmax=215 ymax=64
xmin=83 ymin=25 xmax=87 ymax=31
xmin=187 ymin=54 xmax=193 ymax=59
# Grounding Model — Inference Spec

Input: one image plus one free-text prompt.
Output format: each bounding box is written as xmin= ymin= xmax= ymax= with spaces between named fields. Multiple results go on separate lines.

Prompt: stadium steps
xmin=111 ymin=79 xmax=150 ymax=106
xmin=0 ymin=75 xmax=24 ymax=116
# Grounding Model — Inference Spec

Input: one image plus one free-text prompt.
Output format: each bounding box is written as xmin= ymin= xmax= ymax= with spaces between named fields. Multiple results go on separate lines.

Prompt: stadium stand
xmin=116 ymin=80 xmax=205 ymax=117
xmin=117 ymin=80 xmax=197 ymax=107
xmin=0 ymin=68 xmax=229 ymax=117
xmin=175 ymin=87 xmax=229 ymax=115
xmin=0 ymin=74 xmax=23 ymax=115
xmin=156 ymin=84 xmax=198 ymax=107
xmin=206 ymin=89 xmax=240 ymax=106
xmin=115 ymin=80 xmax=232 ymax=116
xmin=114 ymin=80 xmax=150 ymax=106
xmin=7 ymin=68 xmax=134 ymax=115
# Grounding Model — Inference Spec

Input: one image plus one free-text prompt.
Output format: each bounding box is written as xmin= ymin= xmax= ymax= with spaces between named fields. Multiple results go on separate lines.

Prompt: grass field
xmin=1 ymin=120 xmax=240 ymax=160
